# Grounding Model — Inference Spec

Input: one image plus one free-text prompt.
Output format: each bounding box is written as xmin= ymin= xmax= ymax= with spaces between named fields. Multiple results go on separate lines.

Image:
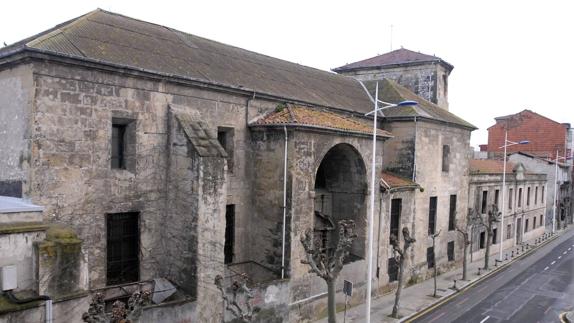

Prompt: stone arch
xmin=313 ymin=143 xmax=367 ymax=261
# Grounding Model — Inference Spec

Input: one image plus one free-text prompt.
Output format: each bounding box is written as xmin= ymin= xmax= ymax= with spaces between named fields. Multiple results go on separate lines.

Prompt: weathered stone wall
xmin=382 ymin=121 xmax=416 ymax=179
xmin=339 ymin=63 xmax=450 ymax=110
xmin=0 ymin=64 xmax=34 ymax=190
xmin=409 ymin=121 xmax=471 ymax=281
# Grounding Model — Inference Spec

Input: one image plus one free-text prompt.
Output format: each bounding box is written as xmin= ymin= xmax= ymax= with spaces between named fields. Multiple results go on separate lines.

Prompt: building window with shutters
xmin=107 ymin=212 xmax=140 ymax=285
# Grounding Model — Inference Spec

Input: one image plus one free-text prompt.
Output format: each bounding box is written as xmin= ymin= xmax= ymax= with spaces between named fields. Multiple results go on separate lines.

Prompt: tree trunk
xmin=433 ymin=253 xmax=438 ymax=297
xmin=484 ymin=232 xmax=491 ymax=270
xmin=327 ymin=279 xmax=337 ymax=323
xmin=391 ymin=259 xmax=404 ymax=318
xmin=462 ymin=242 xmax=468 ymax=281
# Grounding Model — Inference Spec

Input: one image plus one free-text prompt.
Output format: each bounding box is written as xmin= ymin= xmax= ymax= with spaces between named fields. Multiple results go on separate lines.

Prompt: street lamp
xmin=365 ymin=82 xmax=417 ymax=323
xmin=498 ymin=132 xmax=529 ymax=261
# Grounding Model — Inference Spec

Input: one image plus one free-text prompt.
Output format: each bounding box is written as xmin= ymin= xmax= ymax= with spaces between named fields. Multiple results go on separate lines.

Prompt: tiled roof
xmin=250 ymin=105 xmax=392 ymax=137
xmin=174 ymin=112 xmax=227 ymax=157
xmin=362 ymin=79 xmax=476 ymax=129
xmin=469 ymin=159 xmax=516 ymax=174
xmin=0 ymin=9 xmax=373 ymax=114
xmin=333 ymin=48 xmax=453 ymax=72
xmin=380 ymin=171 xmax=420 ymax=190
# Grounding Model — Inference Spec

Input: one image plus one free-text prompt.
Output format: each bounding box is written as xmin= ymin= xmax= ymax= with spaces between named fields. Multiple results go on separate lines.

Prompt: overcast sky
xmin=2 ymin=0 xmax=573 ymax=148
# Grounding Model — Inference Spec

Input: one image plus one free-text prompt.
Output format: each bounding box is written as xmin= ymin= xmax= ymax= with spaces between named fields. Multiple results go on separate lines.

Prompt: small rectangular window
xmin=525 ymin=219 xmax=529 ymax=232
xmin=527 ymin=187 xmax=531 ymax=206
xmin=427 ymin=247 xmax=435 ymax=268
xmin=494 ymin=189 xmax=500 ymax=207
xmin=224 ymin=205 xmax=235 ymax=264
xmin=518 ymin=188 xmax=523 ymax=207
xmin=428 ymin=197 xmax=437 ymax=235
xmin=107 ymin=212 xmax=139 ymax=285
xmin=111 ymin=124 xmax=126 ymax=169
xmin=506 ymin=224 xmax=512 ymax=239
xmin=540 ymin=215 xmax=543 ymax=226
xmin=448 ymin=195 xmax=456 ymax=231
xmin=533 ymin=216 xmax=536 ymax=229
xmin=442 ymin=145 xmax=450 ymax=172
xmin=509 ymin=188 xmax=513 ymax=209
xmin=447 ymin=241 xmax=455 ymax=261
xmin=492 ymin=228 xmax=497 ymax=244
xmin=541 ymin=186 xmax=545 ymax=203
xmin=535 ymin=187 xmax=538 ymax=205
xmin=481 ymin=191 xmax=488 ymax=214
xmin=388 ymin=257 xmax=399 ymax=282
xmin=217 ymin=127 xmax=235 ymax=172
xmin=390 ymin=199 xmax=402 ymax=243
xmin=479 ymin=231 xmax=486 ymax=249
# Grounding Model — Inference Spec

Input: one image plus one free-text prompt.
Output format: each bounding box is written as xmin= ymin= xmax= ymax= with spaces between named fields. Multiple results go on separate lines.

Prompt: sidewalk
xmin=315 ymin=230 xmax=566 ymax=322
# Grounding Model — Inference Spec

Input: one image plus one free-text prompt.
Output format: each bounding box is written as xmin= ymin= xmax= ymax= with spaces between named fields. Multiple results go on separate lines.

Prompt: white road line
xmin=569 ymin=248 xmax=572 ymax=251
xmin=544 ymin=266 xmax=549 ymax=270
xmin=480 ymin=316 xmax=491 ymax=323
xmin=558 ymin=256 xmax=562 ymax=259
xmin=551 ymin=261 xmax=556 ymax=265
xmin=563 ymin=251 xmax=567 ymax=255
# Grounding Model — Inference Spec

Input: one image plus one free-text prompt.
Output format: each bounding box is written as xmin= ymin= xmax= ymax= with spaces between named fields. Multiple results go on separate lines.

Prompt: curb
xmin=401 ymin=232 xmax=561 ymax=323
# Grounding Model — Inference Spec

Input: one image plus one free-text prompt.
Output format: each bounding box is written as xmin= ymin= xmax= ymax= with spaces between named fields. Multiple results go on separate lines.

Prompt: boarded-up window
xmin=107 ymin=212 xmax=139 ymax=285
xmin=428 ymin=197 xmax=437 ymax=235
xmin=388 ymin=257 xmax=398 ymax=282
xmin=390 ymin=199 xmax=402 ymax=243
xmin=427 ymin=247 xmax=435 ymax=268
xmin=448 ymin=195 xmax=456 ymax=231
xmin=224 ymin=205 xmax=235 ymax=264
xmin=447 ymin=241 xmax=455 ymax=261
xmin=111 ymin=124 xmax=126 ymax=169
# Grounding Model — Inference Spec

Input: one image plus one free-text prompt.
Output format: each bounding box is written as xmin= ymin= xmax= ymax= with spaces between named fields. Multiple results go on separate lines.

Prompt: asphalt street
xmin=411 ymin=229 xmax=574 ymax=323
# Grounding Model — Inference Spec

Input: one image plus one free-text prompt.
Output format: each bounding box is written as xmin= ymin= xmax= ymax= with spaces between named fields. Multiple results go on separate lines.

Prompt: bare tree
xmin=454 ymin=208 xmax=477 ymax=281
xmin=214 ymin=273 xmax=257 ymax=322
xmin=301 ymin=219 xmax=357 ymax=323
xmin=477 ymin=204 xmax=500 ymax=270
xmin=390 ymin=227 xmax=416 ymax=319
xmin=431 ymin=230 xmax=441 ymax=298
xmin=82 ymin=291 xmax=151 ymax=323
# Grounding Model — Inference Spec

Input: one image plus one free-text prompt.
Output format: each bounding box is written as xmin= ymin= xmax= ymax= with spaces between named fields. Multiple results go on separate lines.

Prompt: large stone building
xmin=468 ymin=160 xmax=546 ymax=261
xmin=0 ymin=10 xmax=475 ymax=322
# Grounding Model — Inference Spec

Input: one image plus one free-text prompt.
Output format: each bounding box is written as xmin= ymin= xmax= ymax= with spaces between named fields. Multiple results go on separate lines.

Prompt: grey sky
xmin=3 ymin=0 xmax=573 ymax=147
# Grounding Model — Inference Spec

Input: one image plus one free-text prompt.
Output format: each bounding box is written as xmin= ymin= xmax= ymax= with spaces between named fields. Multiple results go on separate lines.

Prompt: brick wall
xmin=487 ymin=110 xmax=569 ymax=159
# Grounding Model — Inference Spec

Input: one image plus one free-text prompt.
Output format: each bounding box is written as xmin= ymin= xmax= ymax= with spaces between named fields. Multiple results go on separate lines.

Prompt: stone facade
xmin=468 ymin=163 xmax=546 ymax=261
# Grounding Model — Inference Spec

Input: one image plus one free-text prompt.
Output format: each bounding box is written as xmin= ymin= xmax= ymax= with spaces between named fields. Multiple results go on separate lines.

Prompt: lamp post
xmin=498 ymin=131 xmax=529 ymax=261
xmin=365 ymin=81 xmax=417 ymax=323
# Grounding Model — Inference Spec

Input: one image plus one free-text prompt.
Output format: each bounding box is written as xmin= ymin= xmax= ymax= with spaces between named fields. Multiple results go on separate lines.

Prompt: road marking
xmin=551 ymin=261 xmax=556 ymax=265
xmin=569 ymin=248 xmax=572 ymax=251
xmin=563 ymin=251 xmax=567 ymax=254
xmin=544 ymin=307 xmax=552 ymax=314
xmin=480 ymin=316 xmax=490 ymax=323
xmin=558 ymin=256 xmax=562 ymax=259
xmin=544 ymin=266 xmax=549 ymax=270
xmin=427 ymin=311 xmax=446 ymax=323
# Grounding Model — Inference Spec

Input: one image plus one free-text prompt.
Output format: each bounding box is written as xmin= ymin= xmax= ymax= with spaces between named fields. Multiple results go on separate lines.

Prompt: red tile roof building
xmin=485 ymin=109 xmax=571 ymax=160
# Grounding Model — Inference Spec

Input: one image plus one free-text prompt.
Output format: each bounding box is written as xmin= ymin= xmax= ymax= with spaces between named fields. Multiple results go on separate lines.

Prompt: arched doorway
xmin=314 ymin=143 xmax=367 ymax=262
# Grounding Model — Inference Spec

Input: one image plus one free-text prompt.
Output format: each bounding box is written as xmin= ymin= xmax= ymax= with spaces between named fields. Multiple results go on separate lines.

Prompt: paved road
xmin=411 ymin=229 xmax=574 ymax=323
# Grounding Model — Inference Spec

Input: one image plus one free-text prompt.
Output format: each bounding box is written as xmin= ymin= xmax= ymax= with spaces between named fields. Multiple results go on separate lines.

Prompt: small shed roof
xmin=0 ymin=196 xmax=43 ymax=213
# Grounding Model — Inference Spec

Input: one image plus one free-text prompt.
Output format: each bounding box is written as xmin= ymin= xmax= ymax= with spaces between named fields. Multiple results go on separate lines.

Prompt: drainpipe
xmin=281 ymin=126 xmax=288 ymax=279
xmin=245 ymin=92 xmax=256 ymax=126
xmin=5 ymin=290 xmax=51 ymax=322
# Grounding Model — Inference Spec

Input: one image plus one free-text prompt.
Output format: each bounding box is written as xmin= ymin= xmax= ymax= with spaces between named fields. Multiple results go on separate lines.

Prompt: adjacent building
xmin=468 ymin=160 xmax=546 ymax=261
